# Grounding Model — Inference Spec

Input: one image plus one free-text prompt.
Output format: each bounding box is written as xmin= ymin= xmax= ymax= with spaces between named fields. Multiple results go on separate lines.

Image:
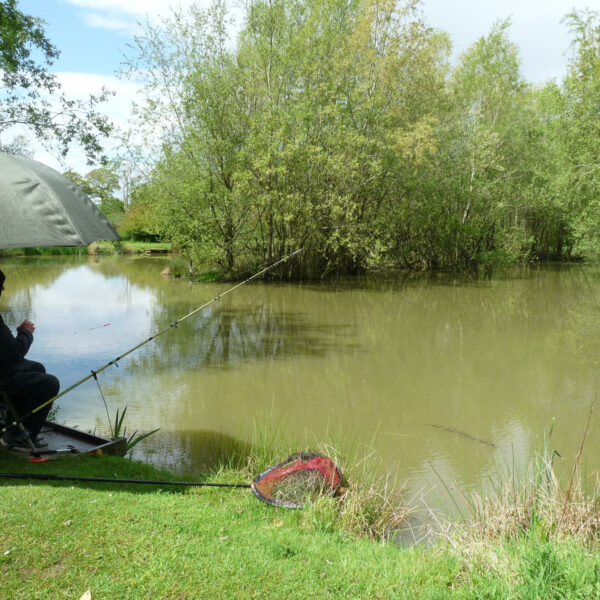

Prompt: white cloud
xmin=82 ymin=12 xmax=142 ymax=35
xmin=63 ymin=0 xmax=244 ymax=38
xmin=54 ymin=73 xmax=143 ymax=173
xmin=56 ymin=72 xmax=140 ymax=114
xmin=421 ymin=0 xmax=585 ymax=83
xmin=64 ymin=0 xmax=214 ymax=21
xmin=51 ymin=72 xmax=142 ymax=152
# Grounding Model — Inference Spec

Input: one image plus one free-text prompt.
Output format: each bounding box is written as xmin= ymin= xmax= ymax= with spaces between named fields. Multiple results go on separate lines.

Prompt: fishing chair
xmin=0 ymin=390 xmax=37 ymax=453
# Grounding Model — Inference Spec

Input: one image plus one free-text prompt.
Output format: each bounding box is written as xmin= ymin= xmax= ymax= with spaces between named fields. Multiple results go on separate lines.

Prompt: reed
xmin=446 ymin=419 xmax=600 ymax=547
xmin=192 ymin=412 xmax=600 ymax=547
xmin=311 ymin=439 xmax=413 ymax=541
xmin=208 ymin=424 xmax=415 ymax=541
xmin=111 ymin=406 xmax=160 ymax=454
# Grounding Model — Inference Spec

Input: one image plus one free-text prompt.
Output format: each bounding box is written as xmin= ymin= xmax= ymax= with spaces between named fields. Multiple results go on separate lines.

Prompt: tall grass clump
xmin=207 ymin=424 xmax=414 ymax=542
xmin=456 ymin=454 xmax=600 ymax=545
xmin=424 ymin=415 xmax=600 ymax=599
xmin=167 ymin=255 xmax=190 ymax=277
xmin=89 ymin=241 xmax=120 ymax=255
xmin=449 ymin=414 xmax=600 ymax=548
xmin=310 ymin=440 xmax=413 ymax=541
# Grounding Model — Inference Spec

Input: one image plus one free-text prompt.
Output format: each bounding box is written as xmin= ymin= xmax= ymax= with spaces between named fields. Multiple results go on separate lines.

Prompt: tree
xmin=0 ymin=133 xmax=33 ymax=157
xmin=63 ymin=167 xmax=124 ymax=227
xmin=559 ymin=9 xmax=600 ymax=259
xmin=387 ymin=20 xmax=536 ymax=269
xmin=0 ymin=0 xmax=113 ymax=162
xmin=120 ymin=1 xmax=248 ymax=269
xmin=121 ymin=0 xmax=594 ymax=277
xmin=123 ymin=0 xmax=448 ymax=276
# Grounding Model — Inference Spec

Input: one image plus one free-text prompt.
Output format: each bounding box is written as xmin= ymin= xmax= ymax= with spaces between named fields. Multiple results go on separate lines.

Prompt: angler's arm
xmin=0 ymin=315 xmax=33 ymax=364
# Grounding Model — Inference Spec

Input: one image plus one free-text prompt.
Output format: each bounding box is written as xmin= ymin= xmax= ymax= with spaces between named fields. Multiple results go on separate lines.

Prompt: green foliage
xmin=63 ymin=167 xmax=124 ymax=228
xmin=120 ymin=1 xmax=600 ymax=277
xmin=111 ymin=406 xmax=160 ymax=454
xmin=121 ymin=0 xmax=449 ymax=277
xmin=560 ymin=10 xmax=600 ymax=260
xmin=167 ymin=255 xmax=190 ymax=277
xmin=0 ymin=246 xmax=89 ymax=257
xmin=0 ymin=0 xmax=113 ymax=161
xmin=88 ymin=240 xmax=169 ymax=255
xmin=117 ymin=179 xmax=163 ymax=242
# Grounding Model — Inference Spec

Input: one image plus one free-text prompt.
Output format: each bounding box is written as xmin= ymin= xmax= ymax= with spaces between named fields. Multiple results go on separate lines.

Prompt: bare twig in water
xmin=425 ymin=424 xmax=497 ymax=448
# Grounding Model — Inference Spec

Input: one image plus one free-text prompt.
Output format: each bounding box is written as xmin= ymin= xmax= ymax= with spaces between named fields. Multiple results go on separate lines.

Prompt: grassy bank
xmin=90 ymin=241 xmax=172 ymax=255
xmin=2 ymin=449 xmax=600 ymax=599
xmin=0 ymin=242 xmax=171 ymax=257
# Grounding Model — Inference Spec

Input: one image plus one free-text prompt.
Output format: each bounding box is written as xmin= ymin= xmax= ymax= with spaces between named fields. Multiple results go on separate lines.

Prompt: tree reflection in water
xmin=127 ymin=304 xmax=358 ymax=375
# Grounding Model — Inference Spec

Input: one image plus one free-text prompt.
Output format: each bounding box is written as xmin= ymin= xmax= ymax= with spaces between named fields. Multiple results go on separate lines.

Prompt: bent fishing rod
xmin=1 ymin=248 xmax=303 ymax=436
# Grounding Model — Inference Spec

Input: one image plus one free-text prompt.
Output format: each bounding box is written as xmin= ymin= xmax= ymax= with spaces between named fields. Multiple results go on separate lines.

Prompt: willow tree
xmin=123 ymin=0 xmax=449 ymax=277
xmin=233 ymin=0 xmax=449 ymax=276
xmin=560 ymin=9 xmax=600 ymax=260
xmin=121 ymin=1 xmax=251 ymax=272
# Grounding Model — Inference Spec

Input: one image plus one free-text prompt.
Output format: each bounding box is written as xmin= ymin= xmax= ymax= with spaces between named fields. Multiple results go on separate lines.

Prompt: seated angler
xmin=0 ymin=269 xmax=59 ymax=450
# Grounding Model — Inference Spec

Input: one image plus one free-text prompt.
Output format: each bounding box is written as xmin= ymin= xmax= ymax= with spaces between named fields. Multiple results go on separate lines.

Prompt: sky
xmin=12 ymin=0 xmax=597 ymax=174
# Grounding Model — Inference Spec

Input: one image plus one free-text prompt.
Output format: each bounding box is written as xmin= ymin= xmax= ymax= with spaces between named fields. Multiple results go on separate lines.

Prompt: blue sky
xmin=11 ymin=0 xmax=597 ymax=173
xmin=19 ymin=0 xmax=128 ymax=75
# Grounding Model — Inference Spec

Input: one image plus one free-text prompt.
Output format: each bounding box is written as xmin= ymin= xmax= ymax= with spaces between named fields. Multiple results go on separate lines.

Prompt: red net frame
xmin=251 ymin=453 xmax=343 ymax=508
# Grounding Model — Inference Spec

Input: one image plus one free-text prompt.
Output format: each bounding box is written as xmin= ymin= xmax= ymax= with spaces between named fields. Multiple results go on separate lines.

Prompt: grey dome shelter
xmin=0 ymin=152 xmax=120 ymax=248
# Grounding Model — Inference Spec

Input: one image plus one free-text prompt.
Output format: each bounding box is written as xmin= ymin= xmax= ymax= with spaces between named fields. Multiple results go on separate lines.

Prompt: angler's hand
xmin=17 ymin=319 xmax=35 ymax=334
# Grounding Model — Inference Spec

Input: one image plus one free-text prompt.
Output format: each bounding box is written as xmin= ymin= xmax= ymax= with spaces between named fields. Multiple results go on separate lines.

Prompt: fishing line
xmin=423 ymin=424 xmax=497 ymax=448
xmin=91 ymin=371 xmax=113 ymax=438
xmin=1 ymin=249 xmax=303 ymax=436
xmin=384 ymin=424 xmax=497 ymax=448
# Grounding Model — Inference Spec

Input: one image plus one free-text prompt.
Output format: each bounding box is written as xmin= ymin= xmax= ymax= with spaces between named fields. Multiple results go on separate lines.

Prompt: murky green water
xmin=2 ymin=255 xmax=600 ymax=503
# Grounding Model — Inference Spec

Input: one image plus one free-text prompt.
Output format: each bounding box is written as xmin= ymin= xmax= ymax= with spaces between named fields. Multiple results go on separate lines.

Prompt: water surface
xmin=2 ymin=256 xmax=600 ymax=505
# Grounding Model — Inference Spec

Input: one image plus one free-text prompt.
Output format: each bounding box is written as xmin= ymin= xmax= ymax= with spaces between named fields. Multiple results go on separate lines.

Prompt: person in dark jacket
xmin=0 ymin=269 xmax=59 ymax=449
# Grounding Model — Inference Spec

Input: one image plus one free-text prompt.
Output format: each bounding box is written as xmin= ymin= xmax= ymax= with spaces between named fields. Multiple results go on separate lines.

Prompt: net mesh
xmin=251 ymin=452 xmax=342 ymax=508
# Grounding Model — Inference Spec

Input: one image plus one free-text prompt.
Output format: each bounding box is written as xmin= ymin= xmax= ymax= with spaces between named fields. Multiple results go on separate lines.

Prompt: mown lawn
xmin=91 ymin=241 xmax=172 ymax=254
xmin=1 ymin=452 xmax=599 ymax=599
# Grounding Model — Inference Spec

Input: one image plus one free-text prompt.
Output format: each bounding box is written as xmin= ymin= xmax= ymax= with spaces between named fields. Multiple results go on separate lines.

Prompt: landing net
xmin=251 ymin=452 xmax=343 ymax=508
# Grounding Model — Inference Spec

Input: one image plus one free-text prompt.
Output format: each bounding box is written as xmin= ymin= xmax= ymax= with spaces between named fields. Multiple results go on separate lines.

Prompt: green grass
xmin=0 ymin=247 xmax=88 ymax=257
xmin=2 ymin=451 xmax=600 ymax=599
xmin=0 ymin=242 xmax=171 ymax=257
xmin=90 ymin=241 xmax=171 ymax=254
xmin=0 ymin=453 xmax=448 ymax=599
xmin=197 ymin=271 xmax=225 ymax=281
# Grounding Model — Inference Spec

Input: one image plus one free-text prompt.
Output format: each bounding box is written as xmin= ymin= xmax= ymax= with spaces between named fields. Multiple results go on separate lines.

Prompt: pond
xmin=2 ymin=255 xmax=600 ymax=507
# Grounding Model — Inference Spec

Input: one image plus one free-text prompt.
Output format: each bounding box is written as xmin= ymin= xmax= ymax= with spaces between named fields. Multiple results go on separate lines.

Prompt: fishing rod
xmin=0 ymin=452 xmax=343 ymax=509
xmin=1 ymin=248 xmax=303 ymax=436
xmin=0 ymin=472 xmax=250 ymax=488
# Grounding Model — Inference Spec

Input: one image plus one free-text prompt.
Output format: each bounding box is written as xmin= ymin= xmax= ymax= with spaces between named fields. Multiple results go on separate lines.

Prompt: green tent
xmin=0 ymin=152 xmax=120 ymax=248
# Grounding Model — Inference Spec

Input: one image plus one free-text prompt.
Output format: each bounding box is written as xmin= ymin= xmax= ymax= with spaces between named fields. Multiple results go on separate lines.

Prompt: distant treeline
xmin=118 ymin=0 xmax=600 ymax=278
